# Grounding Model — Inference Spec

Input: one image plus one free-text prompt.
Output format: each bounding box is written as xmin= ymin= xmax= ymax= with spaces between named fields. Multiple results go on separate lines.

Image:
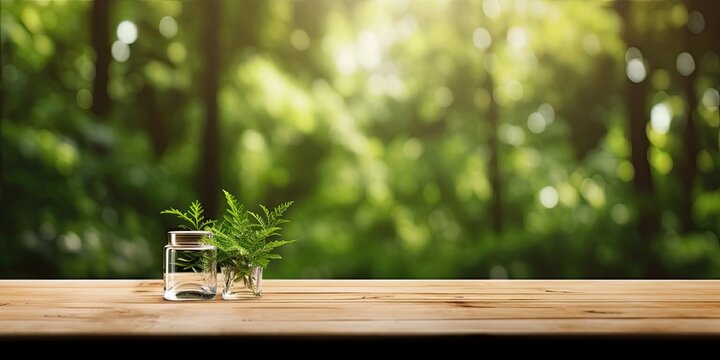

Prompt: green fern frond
xmin=209 ymin=190 xmax=296 ymax=273
xmin=161 ymin=200 xmax=215 ymax=231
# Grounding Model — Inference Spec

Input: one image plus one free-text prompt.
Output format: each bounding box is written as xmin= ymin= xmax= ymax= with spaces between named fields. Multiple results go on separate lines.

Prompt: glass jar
xmin=221 ymin=266 xmax=263 ymax=299
xmin=163 ymin=231 xmax=217 ymax=300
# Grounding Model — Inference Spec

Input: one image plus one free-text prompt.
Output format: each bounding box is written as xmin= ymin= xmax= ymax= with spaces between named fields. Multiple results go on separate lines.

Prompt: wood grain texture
xmin=1 ymin=280 xmax=719 ymax=336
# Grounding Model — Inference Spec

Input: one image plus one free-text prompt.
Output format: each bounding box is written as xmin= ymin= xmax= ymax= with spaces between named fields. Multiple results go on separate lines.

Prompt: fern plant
xmin=160 ymin=200 xmax=215 ymax=231
xmin=207 ymin=190 xmax=295 ymax=270
xmin=161 ymin=191 xmax=295 ymax=296
xmin=160 ymin=200 xmax=216 ymax=273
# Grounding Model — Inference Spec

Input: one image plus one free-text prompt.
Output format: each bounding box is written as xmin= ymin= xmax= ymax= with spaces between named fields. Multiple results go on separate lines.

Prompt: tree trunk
xmin=198 ymin=0 xmax=221 ymax=218
xmin=626 ymin=74 xmax=657 ymax=240
xmin=678 ymin=1 xmax=700 ymax=233
xmin=90 ymin=0 xmax=111 ymax=117
xmin=486 ymin=58 xmax=502 ymax=233
xmin=137 ymin=85 xmax=169 ymax=157
xmin=679 ymin=69 xmax=698 ymax=233
xmin=616 ymin=1 xmax=659 ymax=277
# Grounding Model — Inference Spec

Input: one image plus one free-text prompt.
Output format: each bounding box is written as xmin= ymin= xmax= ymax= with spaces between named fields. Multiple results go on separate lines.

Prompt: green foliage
xmin=174 ymin=250 xmax=215 ymax=273
xmin=161 ymin=200 xmax=215 ymax=231
xmin=2 ymin=0 xmax=719 ymax=280
xmin=208 ymin=190 xmax=295 ymax=271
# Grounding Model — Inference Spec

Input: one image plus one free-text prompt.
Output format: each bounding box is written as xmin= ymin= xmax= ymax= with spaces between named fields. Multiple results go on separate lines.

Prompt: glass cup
xmin=221 ymin=265 xmax=263 ymax=299
xmin=163 ymin=231 xmax=217 ymax=300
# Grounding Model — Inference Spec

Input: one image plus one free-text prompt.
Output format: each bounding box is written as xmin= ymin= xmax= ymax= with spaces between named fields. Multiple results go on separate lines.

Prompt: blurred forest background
xmin=1 ymin=0 xmax=719 ymax=279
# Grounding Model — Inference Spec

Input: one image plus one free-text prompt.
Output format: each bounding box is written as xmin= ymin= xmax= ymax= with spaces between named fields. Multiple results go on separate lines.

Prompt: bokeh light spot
xmin=504 ymin=80 xmax=524 ymax=102
xmin=483 ymin=54 xmax=496 ymax=73
xmin=625 ymin=47 xmax=642 ymax=62
xmin=650 ymin=103 xmax=672 ymax=134
xmin=676 ymin=52 xmax=695 ymax=76
xmin=650 ymin=148 xmax=673 ymax=175
xmin=670 ymin=4 xmax=688 ymax=27
xmin=116 ymin=20 xmax=137 ymax=44
xmin=167 ymin=41 xmax=186 ymax=63
xmin=538 ymin=103 xmax=555 ymax=124
xmin=56 ymin=141 xmax=78 ymax=173
xmin=358 ymin=31 xmax=381 ymax=69
xmin=697 ymin=150 xmax=713 ymax=173
xmin=539 ymin=186 xmax=559 ymax=209
xmin=76 ymin=89 xmax=92 ymax=110
xmin=611 ymin=204 xmax=630 ymax=224
xmin=335 ymin=46 xmax=356 ymax=74
xmin=59 ymin=232 xmax=82 ymax=253
xmin=687 ymin=11 xmax=705 ymax=34
xmin=499 ymin=124 xmax=525 ymax=146
xmin=403 ymin=138 xmax=423 ymax=160
xmin=111 ymin=41 xmax=130 ymax=62
xmin=702 ymin=88 xmax=719 ymax=110
xmin=581 ymin=179 xmax=606 ymax=208
xmin=290 ymin=29 xmax=310 ymax=51
xmin=482 ymin=0 xmax=501 ymax=19
xmin=472 ymin=27 xmax=492 ymax=50
xmin=159 ymin=16 xmax=178 ymax=38
xmin=243 ymin=129 xmax=266 ymax=152
xmin=507 ymin=27 xmax=528 ymax=50
xmin=21 ymin=7 xmax=42 ymax=33
xmin=617 ymin=161 xmax=635 ymax=182
xmin=527 ymin=112 xmax=546 ymax=134
xmin=557 ymin=182 xmax=578 ymax=207
xmin=626 ymin=58 xmax=647 ymax=83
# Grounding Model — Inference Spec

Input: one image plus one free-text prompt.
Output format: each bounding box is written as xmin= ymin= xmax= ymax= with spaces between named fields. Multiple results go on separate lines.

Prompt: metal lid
xmin=167 ymin=231 xmax=212 ymax=246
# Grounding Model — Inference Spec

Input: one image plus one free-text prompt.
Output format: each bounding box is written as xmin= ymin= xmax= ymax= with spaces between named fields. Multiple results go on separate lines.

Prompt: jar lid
xmin=167 ymin=231 xmax=212 ymax=246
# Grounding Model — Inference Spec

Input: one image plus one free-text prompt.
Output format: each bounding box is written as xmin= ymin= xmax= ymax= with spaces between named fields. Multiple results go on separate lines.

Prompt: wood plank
xmin=0 ymin=280 xmax=718 ymax=336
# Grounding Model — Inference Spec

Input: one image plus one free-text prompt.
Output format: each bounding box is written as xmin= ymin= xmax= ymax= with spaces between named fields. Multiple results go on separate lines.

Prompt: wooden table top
xmin=1 ymin=280 xmax=719 ymax=336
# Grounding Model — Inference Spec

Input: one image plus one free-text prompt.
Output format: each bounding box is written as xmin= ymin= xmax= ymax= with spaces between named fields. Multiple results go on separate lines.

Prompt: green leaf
xmin=161 ymin=202 xmax=213 ymax=231
xmin=263 ymin=239 xmax=296 ymax=252
xmin=209 ymin=190 xmax=296 ymax=272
